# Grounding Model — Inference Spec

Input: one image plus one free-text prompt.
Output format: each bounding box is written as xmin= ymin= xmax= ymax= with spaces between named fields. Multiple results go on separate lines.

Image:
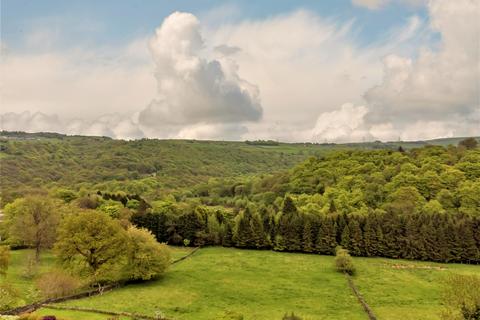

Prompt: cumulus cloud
xmin=137 ymin=12 xmax=262 ymax=139
xmin=310 ymin=0 xmax=479 ymax=142
xmin=208 ymin=10 xmax=387 ymax=131
xmin=364 ymin=0 xmax=479 ymax=134
xmin=311 ymin=104 xmax=372 ymax=143
xmin=1 ymin=2 xmax=478 ymax=142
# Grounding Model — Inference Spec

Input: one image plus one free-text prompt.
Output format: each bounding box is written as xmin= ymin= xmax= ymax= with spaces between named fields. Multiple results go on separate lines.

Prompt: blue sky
xmin=2 ymin=0 xmax=428 ymax=52
xmin=1 ymin=0 xmax=477 ymax=142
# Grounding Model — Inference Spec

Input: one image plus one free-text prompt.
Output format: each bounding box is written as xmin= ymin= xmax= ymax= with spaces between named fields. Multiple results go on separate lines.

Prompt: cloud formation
xmin=137 ymin=12 xmax=262 ymax=139
xmin=1 ymin=1 xmax=478 ymax=142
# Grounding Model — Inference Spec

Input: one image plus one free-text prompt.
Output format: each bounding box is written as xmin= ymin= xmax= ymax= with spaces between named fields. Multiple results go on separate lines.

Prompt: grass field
xmin=4 ymin=247 xmax=471 ymax=320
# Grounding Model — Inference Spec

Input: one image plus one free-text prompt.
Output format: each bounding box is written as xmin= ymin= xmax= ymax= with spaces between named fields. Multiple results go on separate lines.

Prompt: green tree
xmin=458 ymin=137 xmax=478 ymax=150
xmin=315 ymin=216 xmax=337 ymax=255
xmin=124 ymin=226 xmax=171 ymax=280
xmin=55 ymin=210 xmax=128 ymax=284
xmin=4 ymin=196 xmax=61 ymax=262
xmin=384 ymin=186 xmax=425 ymax=215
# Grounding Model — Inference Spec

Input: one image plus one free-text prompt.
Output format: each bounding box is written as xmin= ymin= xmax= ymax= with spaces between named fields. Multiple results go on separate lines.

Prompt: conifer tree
xmin=347 ymin=219 xmax=363 ymax=256
xmin=302 ymin=215 xmax=315 ymax=253
xmin=315 ymin=215 xmax=338 ymax=254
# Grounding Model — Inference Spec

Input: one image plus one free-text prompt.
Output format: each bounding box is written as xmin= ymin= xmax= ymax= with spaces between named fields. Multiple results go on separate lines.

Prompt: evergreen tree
xmin=251 ymin=211 xmax=268 ymax=249
xmin=362 ymin=217 xmax=377 ymax=257
xmin=315 ymin=215 xmax=337 ymax=255
xmin=347 ymin=218 xmax=363 ymax=256
xmin=222 ymin=221 xmax=234 ymax=247
xmin=302 ymin=215 xmax=315 ymax=253
xmin=234 ymin=208 xmax=255 ymax=248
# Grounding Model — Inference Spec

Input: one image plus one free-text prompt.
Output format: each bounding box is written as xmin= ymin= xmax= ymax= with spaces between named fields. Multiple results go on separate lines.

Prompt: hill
xmin=1 ymin=130 xmax=476 ymax=206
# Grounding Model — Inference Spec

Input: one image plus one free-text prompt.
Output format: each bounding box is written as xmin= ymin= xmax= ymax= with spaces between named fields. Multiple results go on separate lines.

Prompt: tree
xmin=124 ymin=226 xmax=171 ymax=281
xmin=234 ymin=208 xmax=256 ymax=248
xmin=315 ymin=215 xmax=337 ymax=255
xmin=4 ymin=196 xmax=60 ymax=262
xmin=55 ymin=210 xmax=128 ymax=284
xmin=458 ymin=137 xmax=478 ymax=150
xmin=384 ymin=186 xmax=425 ymax=215
xmin=302 ymin=215 xmax=316 ymax=253
xmin=346 ymin=219 xmax=363 ymax=256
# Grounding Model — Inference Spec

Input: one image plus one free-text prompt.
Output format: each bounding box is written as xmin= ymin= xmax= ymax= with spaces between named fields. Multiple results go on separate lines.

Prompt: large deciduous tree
xmin=4 ymin=196 xmax=60 ymax=262
xmin=55 ymin=210 xmax=128 ymax=284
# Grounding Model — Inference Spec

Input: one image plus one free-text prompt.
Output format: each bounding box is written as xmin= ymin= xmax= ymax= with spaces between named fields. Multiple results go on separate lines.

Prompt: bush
xmin=35 ymin=270 xmax=81 ymax=299
xmin=125 ymin=226 xmax=171 ymax=281
xmin=441 ymin=274 xmax=480 ymax=320
xmin=282 ymin=313 xmax=302 ymax=320
xmin=0 ymin=245 xmax=10 ymax=276
xmin=0 ymin=282 xmax=20 ymax=311
xmin=334 ymin=246 xmax=355 ymax=275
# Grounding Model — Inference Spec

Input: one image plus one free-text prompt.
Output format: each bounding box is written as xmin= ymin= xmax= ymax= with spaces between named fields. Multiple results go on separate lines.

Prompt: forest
xmin=0 ymin=132 xmax=479 ymax=319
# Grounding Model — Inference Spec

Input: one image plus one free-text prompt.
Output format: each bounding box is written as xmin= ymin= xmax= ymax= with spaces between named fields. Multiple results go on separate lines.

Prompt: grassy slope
xmin=28 ymin=247 xmax=478 ymax=320
xmin=4 ymin=247 xmax=193 ymax=307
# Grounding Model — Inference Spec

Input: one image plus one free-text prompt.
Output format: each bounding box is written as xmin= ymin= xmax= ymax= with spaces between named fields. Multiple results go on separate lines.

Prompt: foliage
xmin=124 ymin=227 xmax=171 ymax=281
xmin=54 ymin=210 xmax=128 ymax=284
xmin=0 ymin=282 xmax=20 ymax=311
xmin=3 ymin=196 xmax=61 ymax=261
xmin=282 ymin=313 xmax=303 ymax=320
xmin=459 ymin=138 xmax=479 ymax=150
xmin=441 ymin=274 xmax=480 ymax=320
xmin=0 ymin=245 xmax=10 ymax=276
xmin=334 ymin=246 xmax=355 ymax=275
xmin=35 ymin=270 xmax=81 ymax=299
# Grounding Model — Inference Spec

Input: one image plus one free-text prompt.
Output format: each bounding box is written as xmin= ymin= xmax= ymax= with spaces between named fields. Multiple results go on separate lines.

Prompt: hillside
xmin=1 ymin=131 xmax=475 ymax=206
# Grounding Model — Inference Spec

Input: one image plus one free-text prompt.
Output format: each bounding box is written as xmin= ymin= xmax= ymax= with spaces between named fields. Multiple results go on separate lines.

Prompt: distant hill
xmin=0 ymin=130 xmax=477 ymax=205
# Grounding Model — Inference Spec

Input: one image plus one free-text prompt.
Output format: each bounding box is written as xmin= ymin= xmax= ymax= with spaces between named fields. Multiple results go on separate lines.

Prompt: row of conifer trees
xmin=132 ymin=197 xmax=480 ymax=263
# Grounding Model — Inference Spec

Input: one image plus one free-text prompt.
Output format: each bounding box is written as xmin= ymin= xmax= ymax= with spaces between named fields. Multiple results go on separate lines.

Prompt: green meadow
xmin=3 ymin=247 xmax=475 ymax=320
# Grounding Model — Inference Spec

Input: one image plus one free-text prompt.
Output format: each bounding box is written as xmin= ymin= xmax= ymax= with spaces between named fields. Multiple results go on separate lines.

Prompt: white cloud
xmin=352 ymin=0 xmax=387 ymax=10
xmin=1 ymin=2 xmax=478 ymax=142
xmin=137 ymin=12 xmax=262 ymax=139
xmin=0 ymin=49 xmax=155 ymax=120
xmin=364 ymin=0 xmax=479 ymax=125
xmin=310 ymin=0 xmax=479 ymax=142
xmin=208 ymin=10 xmax=385 ymax=132
xmin=311 ymin=103 xmax=372 ymax=143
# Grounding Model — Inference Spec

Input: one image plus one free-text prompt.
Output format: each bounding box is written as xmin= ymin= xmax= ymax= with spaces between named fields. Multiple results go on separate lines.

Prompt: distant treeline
xmin=245 ymin=140 xmax=280 ymax=146
xmin=132 ymin=197 xmax=480 ymax=263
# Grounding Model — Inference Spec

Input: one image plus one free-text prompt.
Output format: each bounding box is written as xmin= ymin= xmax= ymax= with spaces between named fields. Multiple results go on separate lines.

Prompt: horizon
xmin=1 ymin=129 xmax=478 ymax=145
xmin=1 ymin=0 xmax=479 ymax=142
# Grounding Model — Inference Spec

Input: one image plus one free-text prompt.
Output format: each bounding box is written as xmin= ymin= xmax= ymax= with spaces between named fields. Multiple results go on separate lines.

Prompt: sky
xmin=1 ymin=0 xmax=479 ymax=142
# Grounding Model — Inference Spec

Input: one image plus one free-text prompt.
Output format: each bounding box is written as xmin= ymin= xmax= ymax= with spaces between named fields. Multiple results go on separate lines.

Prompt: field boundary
xmin=346 ymin=274 xmax=377 ymax=320
xmin=42 ymin=304 xmax=170 ymax=320
xmin=1 ymin=284 xmax=118 ymax=315
xmin=171 ymin=246 xmax=200 ymax=264
xmin=2 ymin=247 xmax=201 ymax=316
